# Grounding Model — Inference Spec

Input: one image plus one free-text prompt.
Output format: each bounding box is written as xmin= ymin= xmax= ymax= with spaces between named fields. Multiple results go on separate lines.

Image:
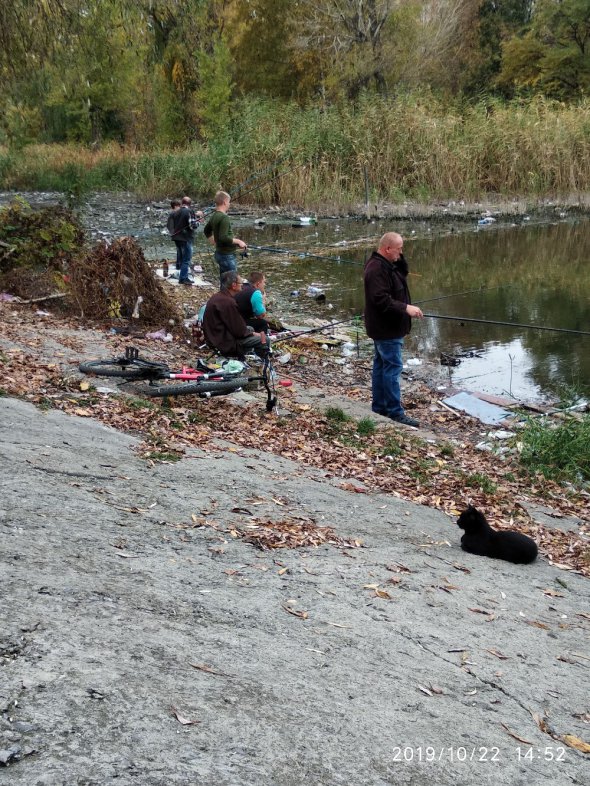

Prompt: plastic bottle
xmin=162 ymin=260 xmax=169 ymax=277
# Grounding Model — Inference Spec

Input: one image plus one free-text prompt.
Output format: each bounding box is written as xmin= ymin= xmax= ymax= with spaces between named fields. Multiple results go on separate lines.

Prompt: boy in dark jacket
xmin=363 ymin=232 xmax=423 ymax=427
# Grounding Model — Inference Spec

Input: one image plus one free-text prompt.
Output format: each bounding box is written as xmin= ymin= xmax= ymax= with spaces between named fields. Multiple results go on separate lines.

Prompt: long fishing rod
xmin=416 ymin=285 xmax=505 ymax=306
xmin=422 ymin=312 xmax=590 ymax=336
xmin=249 ymin=244 xmax=354 ymax=265
xmin=273 ymin=315 xmax=361 ymax=345
xmin=200 ymin=159 xmax=307 ymax=216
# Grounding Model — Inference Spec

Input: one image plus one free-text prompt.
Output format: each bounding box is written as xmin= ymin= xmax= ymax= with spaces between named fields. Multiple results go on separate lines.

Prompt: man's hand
xmin=259 ymin=332 xmax=267 ymax=344
xmin=406 ymin=305 xmax=424 ymax=318
xmin=234 ymin=239 xmax=247 ymax=250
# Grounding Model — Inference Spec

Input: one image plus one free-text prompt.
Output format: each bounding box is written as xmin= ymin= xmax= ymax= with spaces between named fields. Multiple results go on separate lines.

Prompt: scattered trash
xmin=35 ymin=310 xmax=51 ymax=317
xmin=488 ymin=430 xmax=516 ymax=440
xmin=307 ymin=286 xmax=323 ymax=297
xmin=279 ymin=379 xmax=292 ymax=387
xmin=254 ymin=218 xmax=266 ymax=225
xmin=406 ymin=358 xmax=422 ymax=366
xmin=314 ymin=293 xmax=326 ymax=303
xmin=146 ymin=329 xmax=173 ymax=342
xmin=442 ymin=392 xmax=512 ymax=425
xmin=278 ymin=352 xmax=292 ymax=365
xmin=290 ymin=290 xmax=300 ymax=297
xmin=0 ymin=292 xmax=17 ymax=301
xmin=478 ymin=216 xmax=496 ymax=225
xmin=131 ymin=296 xmax=144 ymax=319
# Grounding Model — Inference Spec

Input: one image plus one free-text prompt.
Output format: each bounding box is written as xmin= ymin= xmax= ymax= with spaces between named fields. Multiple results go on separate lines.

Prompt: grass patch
xmin=325 ymin=406 xmax=350 ymax=423
xmin=356 ymin=417 xmax=376 ymax=436
xmin=439 ymin=443 xmax=455 ymax=457
xmin=464 ymin=472 xmax=498 ymax=495
xmin=380 ymin=436 xmax=403 ymax=458
xmin=126 ymin=396 xmax=158 ymax=411
xmin=517 ymin=414 xmax=590 ymax=485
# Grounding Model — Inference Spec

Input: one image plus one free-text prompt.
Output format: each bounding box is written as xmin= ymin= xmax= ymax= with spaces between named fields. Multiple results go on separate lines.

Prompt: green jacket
xmin=203 ymin=211 xmax=235 ymax=255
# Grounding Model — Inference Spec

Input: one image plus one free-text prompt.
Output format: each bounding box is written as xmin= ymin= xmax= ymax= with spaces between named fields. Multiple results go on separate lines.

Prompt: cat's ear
xmin=467 ymin=504 xmax=477 ymax=514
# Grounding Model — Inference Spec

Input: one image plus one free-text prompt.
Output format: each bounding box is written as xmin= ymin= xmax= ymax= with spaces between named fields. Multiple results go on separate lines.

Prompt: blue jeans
xmin=214 ymin=251 xmax=237 ymax=282
xmin=177 ymin=241 xmax=192 ymax=282
xmin=372 ymin=338 xmax=404 ymax=417
xmin=174 ymin=240 xmax=183 ymax=270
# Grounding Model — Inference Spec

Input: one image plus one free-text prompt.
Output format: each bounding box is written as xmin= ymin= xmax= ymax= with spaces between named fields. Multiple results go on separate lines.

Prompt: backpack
xmin=188 ymin=209 xmax=200 ymax=231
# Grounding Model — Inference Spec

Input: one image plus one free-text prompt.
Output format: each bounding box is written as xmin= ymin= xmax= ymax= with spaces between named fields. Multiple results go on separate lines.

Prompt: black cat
xmin=457 ymin=505 xmax=538 ymax=564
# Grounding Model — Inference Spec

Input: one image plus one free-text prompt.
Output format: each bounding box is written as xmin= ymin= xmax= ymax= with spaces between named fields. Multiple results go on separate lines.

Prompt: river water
xmin=2 ymin=192 xmax=589 ymax=403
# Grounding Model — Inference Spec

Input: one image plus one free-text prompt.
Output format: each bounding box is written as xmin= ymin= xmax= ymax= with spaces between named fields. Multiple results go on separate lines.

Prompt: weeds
xmin=517 ymin=414 xmax=590 ymax=485
xmin=2 ymin=93 xmax=590 ymax=204
xmin=357 ymin=417 xmax=376 ymax=436
xmin=326 ymin=406 xmax=350 ymax=423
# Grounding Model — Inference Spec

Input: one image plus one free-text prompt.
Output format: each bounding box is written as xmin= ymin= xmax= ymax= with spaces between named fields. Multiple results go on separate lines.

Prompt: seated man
xmin=202 ymin=271 xmax=269 ymax=359
xmin=235 ymin=270 xmax=269 ymax=333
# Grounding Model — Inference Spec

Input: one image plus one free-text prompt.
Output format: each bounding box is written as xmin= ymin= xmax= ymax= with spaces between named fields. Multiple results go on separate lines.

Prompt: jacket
xmin=170 ymin=206 xmax=193 ymax=242
xmin=235 ymin=283 xmax=256 ymax=320
xmin=363 ymin=251 xmax=412 ymax=340
xmin=202 ymin=290 xmax=250 ymax=355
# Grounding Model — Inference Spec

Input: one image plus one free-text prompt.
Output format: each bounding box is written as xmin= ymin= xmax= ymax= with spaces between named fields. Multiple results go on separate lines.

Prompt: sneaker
xmin=371 ymin=408 xmax=388 ymax=417
xmin=390 ymin=413 xmax=420 ymax=427
xmin=179 ymin=279 xmax=194 ymax=286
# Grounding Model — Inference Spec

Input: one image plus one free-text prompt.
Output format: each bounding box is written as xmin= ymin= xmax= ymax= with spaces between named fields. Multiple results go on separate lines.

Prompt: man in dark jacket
xmin=169 ymin=200 xmax=194 ymax=285
xmin=364 ymin=232 xmax=423 ymax=427
xmin=203 ymin=271 xmax=268 ymax=359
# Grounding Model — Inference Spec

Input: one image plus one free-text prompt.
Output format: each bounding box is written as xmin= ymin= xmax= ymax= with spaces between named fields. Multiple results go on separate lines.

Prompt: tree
xmin=498 ymin=0 xmax=590 ymax=99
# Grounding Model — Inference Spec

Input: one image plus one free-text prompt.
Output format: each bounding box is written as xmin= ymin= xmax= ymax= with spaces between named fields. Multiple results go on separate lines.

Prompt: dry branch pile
xmin=68 ymin=237 xmax=180 ymax=325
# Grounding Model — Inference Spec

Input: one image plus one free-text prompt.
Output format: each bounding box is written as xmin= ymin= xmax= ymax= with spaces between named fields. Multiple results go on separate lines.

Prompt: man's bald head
xmin=378 ymin=232 xmax=404 ymax=263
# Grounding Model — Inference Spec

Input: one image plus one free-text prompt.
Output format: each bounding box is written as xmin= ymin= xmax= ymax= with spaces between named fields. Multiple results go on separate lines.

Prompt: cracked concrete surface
xmin=1 ymin=397 xmax=589 ymax=785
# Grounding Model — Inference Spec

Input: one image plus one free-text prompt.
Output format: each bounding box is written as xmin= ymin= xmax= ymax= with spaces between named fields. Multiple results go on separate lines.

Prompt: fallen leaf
xmin=561 ymin=735 xmax=590 ymax=754
xmin=374 ymin=588 xmax=392 ymax=599
xmin=500 ymin=723 xmax=533 ymax=745
xmin=486 ymin=648 xmax=509 ymax=660
xmin=418 ymin=684 xmax=433 ymax=696
xmin=282 ymin=604 xmax=308 ymax=620
xmin=543 ymin=589 xmax=564 ymax=597
xmin=189 ymin=663 xmax=234 ymax=677
xmin=525 ymin=620 xmax=550 ymax=630
xmin=170 ymin=705 xmax=200 ymax=725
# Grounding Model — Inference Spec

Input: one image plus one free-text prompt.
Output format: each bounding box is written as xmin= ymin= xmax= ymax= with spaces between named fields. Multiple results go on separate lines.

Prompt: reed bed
xmin=1 ymin=93 xmax=589 ymax=207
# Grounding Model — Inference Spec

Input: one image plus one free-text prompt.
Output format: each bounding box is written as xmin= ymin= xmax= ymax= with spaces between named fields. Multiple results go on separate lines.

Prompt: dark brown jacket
xmin=203 ymin=290 xmax=250 ymax=354
xmin=363 ymin=251 xmax=412 ymax=340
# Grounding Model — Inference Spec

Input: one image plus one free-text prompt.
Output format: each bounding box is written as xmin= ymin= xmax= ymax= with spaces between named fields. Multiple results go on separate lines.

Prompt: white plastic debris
xmin=406 ymin=358 xmax=422 ymax=366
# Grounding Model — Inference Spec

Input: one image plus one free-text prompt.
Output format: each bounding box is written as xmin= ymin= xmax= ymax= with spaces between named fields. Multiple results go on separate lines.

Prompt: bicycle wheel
xmin=135 ymin=376 xmax=250 ymax=398
xmin=79 ymin=358 xmax=168 ymax=380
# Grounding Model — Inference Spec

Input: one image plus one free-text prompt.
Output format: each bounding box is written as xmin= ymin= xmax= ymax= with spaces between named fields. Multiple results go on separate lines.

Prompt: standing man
xmin=235 ymin=271 xmax=269 ymax=333
xmin=363 ymin=232 xmax=424 ymax=427
xmin=203 ymin=271 xmax=268 ymax=359
xmin=167 ymin=199 xmax=182 ymax=272
xmin=203 ymin=191 xmax=247 ymax=281
xmin=169 ymin=198 xmax=194 ymax=285
xmin=181 ymin=196 xmax=204 ymax=274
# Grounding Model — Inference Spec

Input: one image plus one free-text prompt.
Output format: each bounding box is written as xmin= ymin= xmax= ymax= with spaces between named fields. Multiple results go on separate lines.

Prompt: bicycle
xmin=79 ymin=346 xmax=278 ymax=411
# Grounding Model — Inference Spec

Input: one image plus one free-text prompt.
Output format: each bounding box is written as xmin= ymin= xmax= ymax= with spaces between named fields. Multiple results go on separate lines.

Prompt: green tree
xmin=498 ymin=0 xmax=590 ymax=99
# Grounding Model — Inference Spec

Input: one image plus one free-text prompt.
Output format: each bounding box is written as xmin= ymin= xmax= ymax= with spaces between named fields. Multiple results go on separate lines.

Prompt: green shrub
xmin=357 ymin=417 xmax=376 ymax=436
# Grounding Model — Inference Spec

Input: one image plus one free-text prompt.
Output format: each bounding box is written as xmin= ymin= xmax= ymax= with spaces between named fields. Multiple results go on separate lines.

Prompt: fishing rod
xmin=199 ymin=158 xmax=307 ymax=216
xmin=249 ymin=244 xmax=355 ymax=265
xmin=422 ymin=313 xmax=590 ymax=336
xmin=415 ymin=285 xmax=505 ymax=306
xmin=273 ymin=315 xmax=361 ymax=345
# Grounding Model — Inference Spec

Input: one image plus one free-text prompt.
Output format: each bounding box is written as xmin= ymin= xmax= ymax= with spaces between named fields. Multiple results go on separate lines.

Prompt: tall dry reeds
xmin=1 ymin=93 xmax=589 ymax=208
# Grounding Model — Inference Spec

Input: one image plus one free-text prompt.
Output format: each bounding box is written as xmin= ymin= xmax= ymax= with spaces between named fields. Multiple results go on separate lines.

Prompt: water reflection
xmin=233 ymin=220 xmax=590 ymax=403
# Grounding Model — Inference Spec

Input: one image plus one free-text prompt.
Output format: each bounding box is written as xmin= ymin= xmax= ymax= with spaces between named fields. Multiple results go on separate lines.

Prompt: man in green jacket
xmin=203 ymin=191 xmax=247 ymax=282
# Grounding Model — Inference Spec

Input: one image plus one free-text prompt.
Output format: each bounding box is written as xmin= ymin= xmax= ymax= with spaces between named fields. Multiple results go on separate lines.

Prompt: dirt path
xmin=1 ymin=394 xmax=590 ymax=785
